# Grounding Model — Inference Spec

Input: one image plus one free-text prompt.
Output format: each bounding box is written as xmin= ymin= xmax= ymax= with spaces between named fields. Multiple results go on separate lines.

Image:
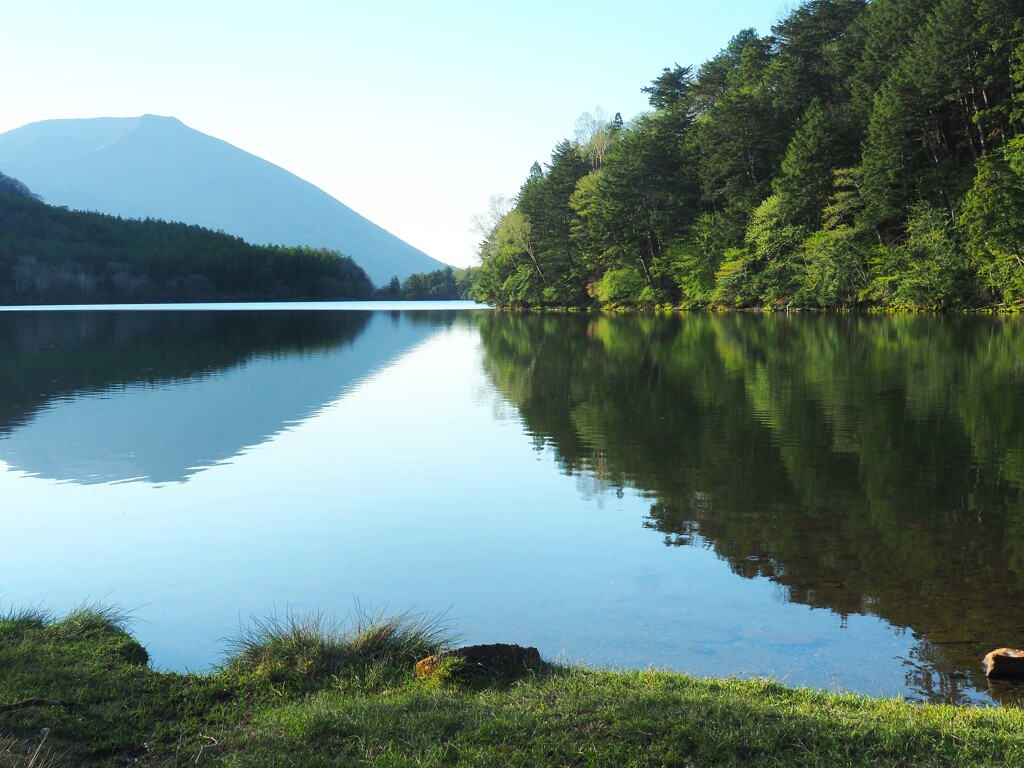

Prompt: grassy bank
xmin=2 ymin=607 xmax=1023 ymax=767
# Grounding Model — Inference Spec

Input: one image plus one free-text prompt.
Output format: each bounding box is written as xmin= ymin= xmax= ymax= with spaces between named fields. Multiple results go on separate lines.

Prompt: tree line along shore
xmin=0 ymin=173 xmax=476 ymax=305
xmin=471 ymin=0 xmax=1024 ymax=313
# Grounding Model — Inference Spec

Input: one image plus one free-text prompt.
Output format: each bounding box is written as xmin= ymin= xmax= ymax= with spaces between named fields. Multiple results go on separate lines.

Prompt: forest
xmin=373 ymin=266 xmax=477 ymax=300
xmin=472 ymin=0 xmax=1024 ymax=311
xmin=0 ymin=173 xmax=374 ymax=304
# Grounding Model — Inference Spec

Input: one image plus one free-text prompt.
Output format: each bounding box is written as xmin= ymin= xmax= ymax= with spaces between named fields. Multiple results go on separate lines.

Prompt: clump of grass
xmin=43 ymin=603 xmax=148 ymax=667
xmin=0 ymin=604 xmax=160 ymax=765
xmin=223 ymin=605 xmax=456 ymax=691
xmin=0 ymin=606 xmax=53 ymax=632
xmin=0 ymin=602 xmax=147 ymax=670
xmin=1 ymin=602 xmax=132 ymax=639
xmin=47 ymin=602 xmax=132 ymax=638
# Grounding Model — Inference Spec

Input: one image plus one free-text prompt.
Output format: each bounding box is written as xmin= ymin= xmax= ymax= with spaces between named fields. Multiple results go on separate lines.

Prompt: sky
xmin=1 ymin=1 xmax=787 ymax=268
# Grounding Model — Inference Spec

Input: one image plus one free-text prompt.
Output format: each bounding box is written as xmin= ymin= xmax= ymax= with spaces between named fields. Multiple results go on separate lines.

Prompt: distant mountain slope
xmin=0 ymin=115 xmax=444 ymax=285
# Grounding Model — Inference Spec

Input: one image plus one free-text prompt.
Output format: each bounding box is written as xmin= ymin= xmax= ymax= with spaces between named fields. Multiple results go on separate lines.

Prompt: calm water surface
xmin=1 ymin=303 xmax=1023 ymax=705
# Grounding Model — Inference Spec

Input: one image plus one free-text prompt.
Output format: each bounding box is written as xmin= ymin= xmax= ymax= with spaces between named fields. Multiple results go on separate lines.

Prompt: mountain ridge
xmin=0 ymin=115 xmax=444 ymax=285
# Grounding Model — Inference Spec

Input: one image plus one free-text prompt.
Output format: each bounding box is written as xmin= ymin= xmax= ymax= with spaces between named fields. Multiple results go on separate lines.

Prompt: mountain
xmin=0 ymin=115 xmax=445 ymax=285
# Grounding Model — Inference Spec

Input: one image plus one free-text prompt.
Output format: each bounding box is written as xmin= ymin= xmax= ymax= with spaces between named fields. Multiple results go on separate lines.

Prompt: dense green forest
xmin=473 ymin=0 xmax=1024 ymax=311
xmin=0 ymin=173 xmax=374 ymax=304
xmin=374 ymin=266 xmax=478 ymax=300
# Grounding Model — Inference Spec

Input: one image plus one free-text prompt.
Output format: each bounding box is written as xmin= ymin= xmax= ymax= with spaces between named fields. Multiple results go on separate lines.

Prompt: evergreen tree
xmin=961 ymin=137 xmax=1024 ymax=304
xmin=472 ymin=0 xmax=1024 ymax=311
xmin=697 ymin=31 xmax=787 ymax=244
xmin=516 ymin=140 xmax=591 ymax=305
xmin=774 ymin=98 xmax=859 ymax=229
xmin=769 ymin=0 xmax=868 ymax=116
xmin=848 ymin=0 xmax=938 ymax=116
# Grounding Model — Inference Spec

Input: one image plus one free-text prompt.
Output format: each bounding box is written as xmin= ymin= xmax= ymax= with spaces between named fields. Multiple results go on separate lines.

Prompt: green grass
xmin=222 ymin=605 xmax=457 ymax=692
xmin=1 ymin=605 xmax=1023 ymax=766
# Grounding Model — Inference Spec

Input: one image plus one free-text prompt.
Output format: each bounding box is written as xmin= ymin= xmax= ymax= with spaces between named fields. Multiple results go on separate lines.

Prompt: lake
xmin=1 ymin=302 xmax=1023 ymax=705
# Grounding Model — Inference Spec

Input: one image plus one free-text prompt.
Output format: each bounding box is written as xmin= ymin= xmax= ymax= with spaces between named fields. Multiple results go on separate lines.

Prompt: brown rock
xmin=983 ymin=648 xmax=1024 ymax=678
xmin=417 ymin=643 xmax=542 ymax=680
xmin=416 ymin=655 xmax=440 ymax=677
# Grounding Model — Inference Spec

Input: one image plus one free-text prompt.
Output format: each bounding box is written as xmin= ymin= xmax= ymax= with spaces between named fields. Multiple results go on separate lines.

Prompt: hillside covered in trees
xmin=374 ymin=266 xmax=478 ymax=300
xmin=0 ymin=173 xmax=374 ymax=304
xmin=473 ymin=0 xmax=1024 ymax=311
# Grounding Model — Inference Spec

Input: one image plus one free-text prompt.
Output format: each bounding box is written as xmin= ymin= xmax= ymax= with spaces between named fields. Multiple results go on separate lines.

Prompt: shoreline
xmin=3 ymin=607 xmax=1024 ymax=766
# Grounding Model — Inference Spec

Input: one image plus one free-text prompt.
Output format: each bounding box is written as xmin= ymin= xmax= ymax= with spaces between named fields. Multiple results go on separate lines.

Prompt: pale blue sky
xmin=2 ymin=1 xmax=786 ymax=267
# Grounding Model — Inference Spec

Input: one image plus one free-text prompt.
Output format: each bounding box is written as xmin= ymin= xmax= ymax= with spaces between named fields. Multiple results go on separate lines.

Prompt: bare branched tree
xmin=574 ymin=107 xmax=613 ymax=169
xmin=470 ymin=193 xmax=514 ymax=242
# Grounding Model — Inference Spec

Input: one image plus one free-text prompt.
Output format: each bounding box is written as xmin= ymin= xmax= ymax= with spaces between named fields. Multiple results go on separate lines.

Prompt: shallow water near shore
xmin=2 ymin=302 xmax=1023 ymax=705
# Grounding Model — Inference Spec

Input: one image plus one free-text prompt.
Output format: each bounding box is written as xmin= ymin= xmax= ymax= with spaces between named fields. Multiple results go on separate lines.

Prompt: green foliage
xmin=696 ymin=31 xmax=787 ymax=241
xmin=589 ymin=265 xmax=652 ymax=307
xmin=712 ymin=248 xmax=755 ymax=307
xmin=472 ymin=208 xmax=547 ymax=307
xmin=961 ymin=137 xmax=1024 ymax=305
xmin=859 ymin=0 xmax=1020 ymax=237
xmin=866 ymin=203 xmax=972 ymax=308
xmin=375 ymin=266 xmax=474 ymax=301
xmin=775 ymin=99 xmax=861 ymax=229
xmin=454 ymin=265 xmax=479 ymax=299
xmin=0 ymin=182 xmax=374 ymax=304
xmin=662 ymin=214 xmax=728 ymax=305
xmin=800 ymin=167 xmax=874 ymax=305
xmin=572 ymin=109 xmax=700 ymax=306
xmin=801 ymin=224 xmax=872 ymax=306
xmin=641 ymin=63 xmax=695 ymax=110
xmin=473 ymin=0 xmax=1024 ymax=311
xmin=848 ymin=0 xmax=938 ymax=115
xmin=520 ymin=141 xmax=593 ymax=305
xmin=769 ymin=0 xmax=868 ymax=113
xmin=742 ymin=193 xmax=810 ymax=305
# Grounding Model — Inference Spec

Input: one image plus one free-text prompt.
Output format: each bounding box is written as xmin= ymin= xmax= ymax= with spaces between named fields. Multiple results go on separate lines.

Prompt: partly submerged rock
xmin=417 ymin=643 xmax=542 ymax=680
xmin=983 ymin=648 xmax=1024 ymax=678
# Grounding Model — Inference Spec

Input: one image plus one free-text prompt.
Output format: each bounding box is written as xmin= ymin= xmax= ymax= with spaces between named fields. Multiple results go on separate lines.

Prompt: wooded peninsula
xmin=471 ymin=0 xmax=1024 ymax=312
xmin=0 ymin=174 xmax=375 ymax=305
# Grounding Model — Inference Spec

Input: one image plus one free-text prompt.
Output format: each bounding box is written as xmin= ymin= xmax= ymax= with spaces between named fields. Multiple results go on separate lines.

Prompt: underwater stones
xmin=417 ymin=643 xmax=542 ymax=680
xmin=983 ymin=648 xmax=1024 ymax=678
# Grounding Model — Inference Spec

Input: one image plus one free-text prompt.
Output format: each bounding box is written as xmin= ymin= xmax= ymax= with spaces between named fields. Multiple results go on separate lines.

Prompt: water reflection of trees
xmin=0 ymin=309 xmax=373 ymax=435
xmin=478 ymin=312 xmax=1024 ymax=703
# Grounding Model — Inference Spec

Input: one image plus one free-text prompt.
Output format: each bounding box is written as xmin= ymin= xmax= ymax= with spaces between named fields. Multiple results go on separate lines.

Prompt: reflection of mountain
xmin=0 ymin=309 xmax=448 ymax=484
xmin=478 ymin=312 xmax=1024 ymax=704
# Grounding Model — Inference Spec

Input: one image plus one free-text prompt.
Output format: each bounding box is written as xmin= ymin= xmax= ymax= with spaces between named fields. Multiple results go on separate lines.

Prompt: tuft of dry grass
xmin=223 ymin=604 xmax=456 ymax=690
xmin=0 ymin=730 xmax=65 ymax=768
